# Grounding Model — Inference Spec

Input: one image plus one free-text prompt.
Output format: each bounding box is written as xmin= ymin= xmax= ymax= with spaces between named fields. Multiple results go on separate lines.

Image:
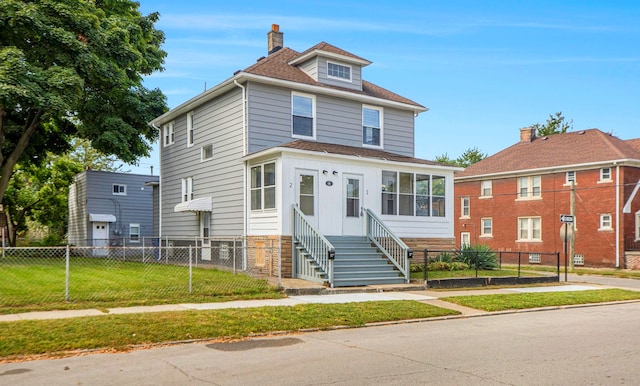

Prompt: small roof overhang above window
xmin=89 ymin=213 xmax=117 ymax=222
xmin=174 ymin=197 xmax=212 ymax=212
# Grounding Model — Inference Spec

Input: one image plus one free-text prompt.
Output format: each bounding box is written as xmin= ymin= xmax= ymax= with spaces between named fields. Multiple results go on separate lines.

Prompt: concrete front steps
xmin=326 ymin=236 xmax=405 ymax=287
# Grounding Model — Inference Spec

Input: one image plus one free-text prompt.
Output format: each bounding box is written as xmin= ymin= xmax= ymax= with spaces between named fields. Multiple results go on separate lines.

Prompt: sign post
xmin=560 ymin=215 xmax=574 ymax=281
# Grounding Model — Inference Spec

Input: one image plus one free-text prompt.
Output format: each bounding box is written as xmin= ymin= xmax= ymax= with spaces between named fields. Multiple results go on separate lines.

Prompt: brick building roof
xmin=241 ymin=44 xmax=425 ymax=109
xmin=456 ymin=128 xmax=640 ymax=178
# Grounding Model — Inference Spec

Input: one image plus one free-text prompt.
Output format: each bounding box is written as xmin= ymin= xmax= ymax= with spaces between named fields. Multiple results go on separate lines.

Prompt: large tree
xmin=532 ymin=112 xmax=573 ymax=137
xmin=0 ymin=0 xmax=167 ymax=206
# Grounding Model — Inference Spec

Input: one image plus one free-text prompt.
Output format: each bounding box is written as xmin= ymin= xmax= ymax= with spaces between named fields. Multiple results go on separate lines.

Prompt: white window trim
xmin=362 ymin=104 xmax=384 ymax=149
xmin=163 ymin=121 xmax=175 ymax=147
xmin=201 ymin=144 xmax=214 ymax=161
xmin=599 ymin=213 xmax=613 ymax=231
xmin=460 ymin=196 xmax=470 ymax=218
xmin=480 ymin=180 xmax=492 ymax=199
xmin=187 ymin=111 xmax=194 ymax=147
xmin=112 ymin=184 xmax=127 ymax=196
xmin=460 ymin=232 xmax=471 ymax=247
xmin=129 ymin=223 xmax=140 ymax=243
xmin=564 ymin=171 xmax=577 ymax=186
xmin=250 ymin=161 xmax=277 ymax=212
xmin=517 ymin=216 xmax=542 ymax=242
xmin=598 ymin=167 xmax=612 ymax=183
xmin=181 ymin=177 xmax=193 ymax=203
xmin=480 ymin=217 xmax=493 ymax=237
xmin=517 ymin=175 xmax=542 ymax=200
xmin=327 ymin=61 xmax=353 ymax=82
xmin=291 ymin=91 xmax=316 ymax=140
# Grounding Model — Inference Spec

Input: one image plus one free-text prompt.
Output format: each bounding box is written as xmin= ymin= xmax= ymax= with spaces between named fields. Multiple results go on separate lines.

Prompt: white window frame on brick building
xmin=599 ymin=213 xmax=612 ymax=230
xmin=517 ymin=175 xmax=541 ymax=199
xmin=599 ymin=167 xmax=612 ymax=182
xmin=480 ymin=218 xmax=493 ymax=237
xmin=517 ymin=216 xmax=541 ymax=241
xmin=461 ymin=196 xmax=470 ymax=218
xmin=480 ymin=180 xmax=492 ymax=198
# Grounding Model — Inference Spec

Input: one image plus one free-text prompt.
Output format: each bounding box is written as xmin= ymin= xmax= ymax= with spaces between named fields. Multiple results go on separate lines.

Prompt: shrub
xmin=455 ymin=244 xmax=498 ymax=270
xmin=427 ymin=261 xmax=470 ymax=271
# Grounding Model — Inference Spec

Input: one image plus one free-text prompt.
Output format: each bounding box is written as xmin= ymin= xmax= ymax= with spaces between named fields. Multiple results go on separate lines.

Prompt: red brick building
xmin=454 ymin=128 xmax=640 ymax=268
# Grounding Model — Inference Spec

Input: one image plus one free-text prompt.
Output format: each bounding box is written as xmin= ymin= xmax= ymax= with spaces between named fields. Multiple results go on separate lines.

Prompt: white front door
xmin=343 ymin=174 xmax=364 ymax=236
xmin=93 ymin=222 xmax=109 ymax=256
xmin=296 ymin=170 xmax=318 ymax=229
xmin=200 ymin=212 xmax=211 ymax=261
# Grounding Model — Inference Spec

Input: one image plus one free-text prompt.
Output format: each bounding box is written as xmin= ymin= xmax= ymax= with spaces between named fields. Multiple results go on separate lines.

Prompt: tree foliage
xmin=0 ymin=0 xmax=167 ymax=206
xmin=435 ymin=147 xmax=487 ymax=168
xmin=532 ymin=112 xmax=573 ymax=137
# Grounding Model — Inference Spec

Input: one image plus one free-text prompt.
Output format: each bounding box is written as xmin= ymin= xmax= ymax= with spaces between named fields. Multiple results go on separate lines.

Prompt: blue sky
xmin=131 ymin=0 xmax=640 ymax=175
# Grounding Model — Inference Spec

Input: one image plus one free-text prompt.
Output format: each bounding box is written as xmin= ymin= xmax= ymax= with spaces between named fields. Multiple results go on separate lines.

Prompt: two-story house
xmin=68 ymin=170 xmax=159 ymax=252
xmin=150 ymin=25 xmax=459 ymax=287
xmin=454 ymin=127 xmax=640 ymax=269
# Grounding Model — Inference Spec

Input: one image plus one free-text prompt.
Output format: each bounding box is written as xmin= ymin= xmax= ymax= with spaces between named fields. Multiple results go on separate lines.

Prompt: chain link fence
xmin=0 ymin=237 xmax=282 ymax=310
xmin=416 ymin=249 xmax=561 ymax=288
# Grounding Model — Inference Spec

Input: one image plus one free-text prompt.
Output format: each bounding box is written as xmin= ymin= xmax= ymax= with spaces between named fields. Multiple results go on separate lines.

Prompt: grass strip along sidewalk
xmin=0 ymin=301 xmax=457 ymax=361
xmin=3 ymin=289 xmax=640 ymax=362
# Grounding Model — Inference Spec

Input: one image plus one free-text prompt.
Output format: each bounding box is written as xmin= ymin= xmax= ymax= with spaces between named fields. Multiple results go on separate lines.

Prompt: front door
xmin=343 ymin=174 xmax=364 ymax=236
xmin=93 ymin=222 xmax=109 ymax=256
xmin=296 ymin=170 xmax=318 ymax=229
xmin=200 ymin=212 xmax=211 ymax=261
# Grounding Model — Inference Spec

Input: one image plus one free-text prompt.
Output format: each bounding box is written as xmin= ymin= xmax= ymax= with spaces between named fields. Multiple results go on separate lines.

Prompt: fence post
xmin=189 ymin=245 xmax=193 ymax=294
xmin=475 ymin=251 xmax=479 ymax=278
xmin=65 ymin=245 xmax=70 ymax=302
xmin=556 ymin=252 xmax=561 ymax=281
xmin=423 ymin=249 xmax=428 ymax=288
xmin=517 ymin=252 xmax=521 ymax=278
xmin=233 ymin=237 xmax=237 ymax=274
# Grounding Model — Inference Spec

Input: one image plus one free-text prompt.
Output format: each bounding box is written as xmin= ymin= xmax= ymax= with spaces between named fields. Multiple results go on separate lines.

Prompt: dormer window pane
xmin=328 ymin=62 xmax=351 ymax=81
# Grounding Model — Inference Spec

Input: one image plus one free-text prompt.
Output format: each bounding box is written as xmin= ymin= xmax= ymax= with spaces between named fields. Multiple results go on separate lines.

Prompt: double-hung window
xmin=566 ymin=171 xmax=576 ymax=184
xmin=250 ymin=162 xmax=276 ymax=211
xmin=181 ymin=177 xmax=193 ymax=202
xmin=480 ymin=180 xmax=492 ymax=197
xmin=363 ymin=106 xmax=382 ymax=147
xmin=461 ymin=196 xmax=470 ymax=218
xmin=129 ymin=224 xmax=140 ymax=243
xmin=518 ymin=176 xmax=541 ymax=199
xmin=481 ymin=218 xmax=493 ymax=237
xmin=163 ymin=121 xmax=174 ymax=146
xmin=600 ymin=168 xmax=611 ymax=182
xmin=187 ymin=112 xmax=194 ymax=147
xmin=292 ymin=93 xmax=314 ymax=138
xmin=518 ymin=217 xmax=541 ymax=241
xmin=600 ymin=214 xmax=612 ymax=230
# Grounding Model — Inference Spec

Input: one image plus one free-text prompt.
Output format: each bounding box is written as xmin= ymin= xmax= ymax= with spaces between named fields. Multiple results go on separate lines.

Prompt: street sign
xmin=560 ymin=214 xmax=574 ymax=223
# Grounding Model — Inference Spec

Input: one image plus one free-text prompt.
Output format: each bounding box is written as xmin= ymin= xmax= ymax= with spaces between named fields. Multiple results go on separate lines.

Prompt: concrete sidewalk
xmin=0 ymin=282 xmax=611 ymax=323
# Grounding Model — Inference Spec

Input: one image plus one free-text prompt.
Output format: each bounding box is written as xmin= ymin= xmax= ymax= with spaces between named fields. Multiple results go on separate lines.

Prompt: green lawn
xmin=0 ymin=301 xmax=459 ymax=360
xmin=442 ymin=288 xmax=640 ymax=311
xmin=0 ymin=257 xmax=282 ymax=314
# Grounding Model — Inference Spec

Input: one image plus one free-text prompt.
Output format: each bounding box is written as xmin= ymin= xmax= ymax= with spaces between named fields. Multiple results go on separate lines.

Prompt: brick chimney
xmin=267 ymin=24 xmax=283 ymax=55
xmin=520 ymin=127 xmax=536 ymax=142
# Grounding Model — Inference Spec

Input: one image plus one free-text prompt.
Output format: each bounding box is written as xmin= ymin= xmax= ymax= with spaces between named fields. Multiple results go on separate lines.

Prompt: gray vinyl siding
xmin=317 ymin=57 xmax=363 ymax=91
xmin=246 ymin=82 xmax=415 ymax=157
xmin=160 ymin=88 xmax=245 ymax=237
xmin=298 ymin=58 xmax=318 ymax=81
xmin=66 ymin=170 xmax=158 ymax=246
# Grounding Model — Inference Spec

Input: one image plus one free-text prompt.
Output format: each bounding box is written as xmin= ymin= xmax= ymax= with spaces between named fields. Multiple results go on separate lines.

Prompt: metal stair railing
xmin=365 ymin=208 xmax=413 ymax=283
xmin=292 ymin=205 xmax=335 ymax=286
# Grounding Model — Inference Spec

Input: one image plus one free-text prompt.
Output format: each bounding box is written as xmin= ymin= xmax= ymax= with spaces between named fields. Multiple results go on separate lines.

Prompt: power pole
xmin=570 ymin=180 xmax=576 ymax=270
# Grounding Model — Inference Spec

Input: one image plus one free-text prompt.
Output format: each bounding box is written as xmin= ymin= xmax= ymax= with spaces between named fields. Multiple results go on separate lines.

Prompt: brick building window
xmin=480 ymin=218 xmax=492 ymax=237
xmin=518 ymin=176 xmax=541 ymax=199
xmin=461 ymin=196 xmax=470 ymax=218
xmin=565 ymin=171 xmax=576 ymax=184
xmin=599 ymin=214 xmax=612 ymax=230
xmin=518 ymin=217 xmax=541 ymax=241
xmin=480 ymin=180 xmax=492 ymax=197
xmin=600 ymin=168 xmax=611 ymax=182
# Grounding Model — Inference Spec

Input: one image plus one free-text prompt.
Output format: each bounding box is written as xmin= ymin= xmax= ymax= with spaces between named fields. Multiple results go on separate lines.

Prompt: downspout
xmin=151 ymin=123 xmax=162 ymax=239
xmin=233 ymin=80 xmax=248 ymax=267
xmin=616 ymin=163 xmax=620 ymax=268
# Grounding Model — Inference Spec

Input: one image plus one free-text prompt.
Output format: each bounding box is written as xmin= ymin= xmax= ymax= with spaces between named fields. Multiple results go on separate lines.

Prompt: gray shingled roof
xmin=456 ymin=129 xmax=640 ymax=178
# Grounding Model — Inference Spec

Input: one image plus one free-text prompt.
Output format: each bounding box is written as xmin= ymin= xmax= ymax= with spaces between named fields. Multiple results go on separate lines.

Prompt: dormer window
xmin=292 ymin=92 xmax=315 ymax=138
xmin=328 ymin=62 xmax=351 ymax=82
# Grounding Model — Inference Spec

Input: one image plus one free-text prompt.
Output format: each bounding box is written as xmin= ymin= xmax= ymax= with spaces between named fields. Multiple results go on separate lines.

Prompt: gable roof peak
xmin=289 ymin=41 xmax=372 ymax=66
